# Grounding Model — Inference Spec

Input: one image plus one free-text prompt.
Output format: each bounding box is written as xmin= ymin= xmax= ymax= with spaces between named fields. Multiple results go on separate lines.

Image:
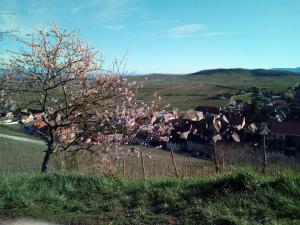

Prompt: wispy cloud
xmin=166 ymin=23 xmax=206 ymax=38
xmin=93 ymin=0 xmax=144 ymax=25
xmin=103 ymin=24 xmax=126 ymax=31
xmin=165 ymin=23 xmax=237 ymax=39
xmin=1 ymin=0 xmax=143 ymax=34
xmin=0 ymin=0 xmax=64 ymax=35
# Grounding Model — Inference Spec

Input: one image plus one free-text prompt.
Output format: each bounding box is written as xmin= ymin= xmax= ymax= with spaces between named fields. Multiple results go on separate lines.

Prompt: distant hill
xmin=188 ymin=68 xmax=299 ymax=77
xmin=131 ymin=68 xmax=300 ymax=110
xmin=272 ymin=67 xmax=300 ymax=74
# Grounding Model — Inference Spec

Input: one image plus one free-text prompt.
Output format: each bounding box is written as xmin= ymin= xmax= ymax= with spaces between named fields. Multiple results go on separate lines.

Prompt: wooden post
xmin=170 ymin=148 xmax=179 ymax=178
xmin=262 ymin=134 xmax=267 ymax=174
xmin=109 ymin=158 xmax=116 ymax=174
xmin=213 ymin=142 xmax=220 ymax=173
xmin=122 ymin=160 xmax=126 ymax=179
xmin=221 ymin=155 xmax=225 ymax=173
xmin=140 ymin=153 xmax=146 ymax=180
xmin=152 ymin=159 xmax=156 ymax=177
xmin=201 ymin=163 xmax=204 ymax=177
xmin=259 ymin=125 xmax=269 ymax=175
xmin=184 ymin=157 xmax=188 ymax=178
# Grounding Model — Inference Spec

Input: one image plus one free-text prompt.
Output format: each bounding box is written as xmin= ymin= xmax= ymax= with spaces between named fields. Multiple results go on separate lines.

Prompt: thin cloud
xmin=166 ymin=23 xmax=207 ymax=38
xmin=165 ymin=23 xmax=237 ymax=39
xmin=93 ymin=0 xmax=144 ymax=25
xmin=1 ymin=0 xmax=142 ymax=32
xmin=103 ymin=24 xmax=126 ymax=31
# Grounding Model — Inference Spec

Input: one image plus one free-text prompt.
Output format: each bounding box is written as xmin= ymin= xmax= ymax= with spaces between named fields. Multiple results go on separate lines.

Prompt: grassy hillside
xmin=0 ymin=171 xmax=299 ymax=225
xmin=0 ymin=124 xmax=33 ymax=138
xmin=0 ymin=123 xmax=211 ymax=177
xmin=0 ymin=137 xmax=46 ymax=174
xmin=0 ymin=132 xmax=213 ymax=178
xmin=131 ymin=69 xmax=300 ymax=110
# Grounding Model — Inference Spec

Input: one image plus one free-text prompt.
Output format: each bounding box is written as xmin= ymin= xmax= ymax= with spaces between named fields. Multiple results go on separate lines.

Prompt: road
xmin=0 ymin=133 xmax=44 ymax=145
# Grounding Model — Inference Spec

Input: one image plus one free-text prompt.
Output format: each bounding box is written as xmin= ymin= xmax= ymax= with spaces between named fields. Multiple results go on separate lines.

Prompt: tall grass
xmin=0 ymin=170 xmax=299 ymax=225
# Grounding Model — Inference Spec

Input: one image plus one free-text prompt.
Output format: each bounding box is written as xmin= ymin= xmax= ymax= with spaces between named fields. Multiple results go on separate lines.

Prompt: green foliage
xmin=0 ymin=171 xmax=299 ymax=225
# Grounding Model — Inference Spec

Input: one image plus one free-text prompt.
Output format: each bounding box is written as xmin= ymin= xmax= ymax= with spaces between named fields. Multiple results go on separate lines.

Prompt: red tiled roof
xmin=32 ymin=120 xmax=48 ymax=130
xmin=269 ymin=121 xmax=300 ymax=136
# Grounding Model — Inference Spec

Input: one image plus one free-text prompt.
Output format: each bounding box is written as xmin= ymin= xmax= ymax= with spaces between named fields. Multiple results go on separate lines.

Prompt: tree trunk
xmin=41 ymin=149 xmax=52 ymax=172
xmin=41 ymin=128 xmax=54 ymax=173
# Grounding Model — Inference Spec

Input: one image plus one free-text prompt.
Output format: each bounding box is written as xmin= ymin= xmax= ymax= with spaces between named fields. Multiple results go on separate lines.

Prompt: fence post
xmin=184 ymin=157 xmax=188 ymax=178
xmin=213 ymin=142 xmax=220 ymax=173
xmin=140 ymin=153 xmax=146 ymax=180
xmin=170 ymin=148 xmax=179 ymax=178
xmin=221 ymin=155 xmax=225 ymax=173
xmin=122 ymin=160 xmax=126 ymax=179
xmin=152 ymin=159 xmax=156 ymax=177
xmin=109 ymin=158 xmax=116 ymax=174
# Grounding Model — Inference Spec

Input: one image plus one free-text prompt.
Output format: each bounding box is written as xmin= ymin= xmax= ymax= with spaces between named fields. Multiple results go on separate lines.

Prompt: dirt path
xmin=0 ymin=218 xmax=59 ymax=225
xmin=0 ymin=133 xmax=44 ymax=145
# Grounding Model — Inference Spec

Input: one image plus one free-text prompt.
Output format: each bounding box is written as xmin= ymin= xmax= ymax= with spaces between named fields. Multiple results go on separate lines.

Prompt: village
xmin=1 ymin=84 xmax=300 ymax=165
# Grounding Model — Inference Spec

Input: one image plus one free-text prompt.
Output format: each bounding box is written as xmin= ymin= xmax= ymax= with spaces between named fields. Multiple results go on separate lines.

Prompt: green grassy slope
xmin=0 ymin=124 xmax=47 ymax=174
xmin=0 ymin=123 xmax=209 ymax=177
xmin=0 ymin=132 xmax=211 ymax=178
xmin=0 ymin=124 xmax=31 ymax=138
xmin=0 ymin=137 xmax=46 ymax=174
xmin=0 ymin=171 xmax=299 ymax=225
xmin=131 ymin=69 xmax=300 ymax=110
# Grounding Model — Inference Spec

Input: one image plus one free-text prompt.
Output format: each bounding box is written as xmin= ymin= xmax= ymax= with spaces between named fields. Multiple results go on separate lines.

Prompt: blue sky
xmin=1 ymin=0 xmax=300 ymax=74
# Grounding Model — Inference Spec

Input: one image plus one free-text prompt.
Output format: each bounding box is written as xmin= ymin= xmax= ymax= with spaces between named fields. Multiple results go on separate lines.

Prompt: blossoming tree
xmin=3 ymin=25 xmax=147 ymax=172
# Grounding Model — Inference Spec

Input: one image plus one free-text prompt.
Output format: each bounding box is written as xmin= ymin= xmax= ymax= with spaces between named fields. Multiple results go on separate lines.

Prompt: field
xmin=131 ymin=69 xmax=300 ymax=110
